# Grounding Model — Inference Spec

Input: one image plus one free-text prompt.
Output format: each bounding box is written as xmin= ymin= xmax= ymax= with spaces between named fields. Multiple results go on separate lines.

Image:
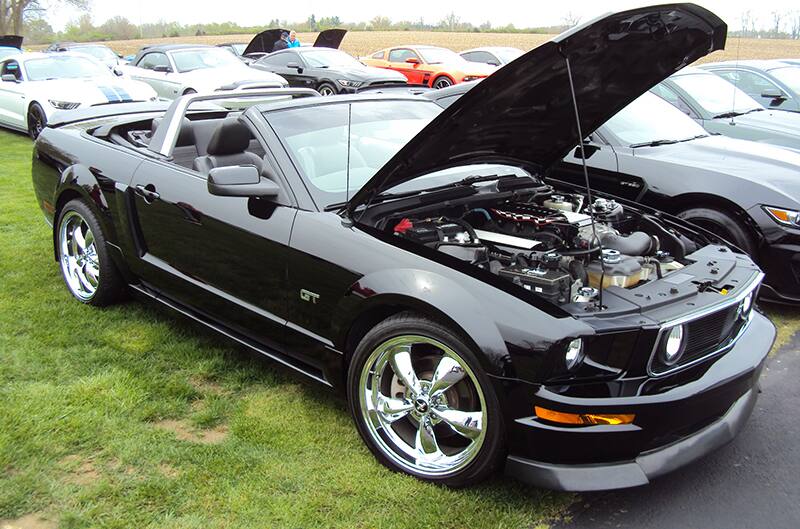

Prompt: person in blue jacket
xmin=288 ymin=30 xmax=301 ymax=48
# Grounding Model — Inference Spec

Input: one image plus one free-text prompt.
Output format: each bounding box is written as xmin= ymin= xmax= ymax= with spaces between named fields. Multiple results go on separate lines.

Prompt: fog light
xmin=535 ymin=406 xmax=635 ymax=426
xmin=740 ymin=291 xmax=753 ymax=318
xmin=565 ymin=338 xmax=584 ymax=371
xmin=661 ymin=325 xmax=686 ymax=366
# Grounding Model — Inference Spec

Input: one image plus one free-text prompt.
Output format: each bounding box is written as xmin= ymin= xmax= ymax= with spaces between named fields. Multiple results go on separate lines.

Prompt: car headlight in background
xmin=462 ymin=76 xmax=483 ymax=82
xmin=660 ymin=324 xmax=686 ymax=366
xmin=564 ymin=338 xmax=584 ymax=371
xmin=739 ymin=291 xmax=754 ymax=319
xmin=337 ymin=79 xmax=363 ymax=87
xmin=48 ymin=100 xmax=81 ymax=110
xmin=763 ymin=206 xmax=800 ymax=227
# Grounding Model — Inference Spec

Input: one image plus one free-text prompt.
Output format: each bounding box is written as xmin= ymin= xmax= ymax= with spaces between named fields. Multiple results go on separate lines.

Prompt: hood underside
xmin=243 ymin=28 xmax=347 ymax=56
xmin=348 ymin=3 xmax=726 ymax=213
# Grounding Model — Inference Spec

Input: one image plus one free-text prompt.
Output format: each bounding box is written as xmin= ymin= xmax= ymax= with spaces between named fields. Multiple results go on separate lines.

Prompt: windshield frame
xmin=23 ymin=55 xmax=112 ymax=81
xmin=670 ymin=72 xmax=763 ymax=117
xmin=169 ymin=47 xmax=243 ymax=73
xmin=769 ymin=66 xmax=800 ymax=96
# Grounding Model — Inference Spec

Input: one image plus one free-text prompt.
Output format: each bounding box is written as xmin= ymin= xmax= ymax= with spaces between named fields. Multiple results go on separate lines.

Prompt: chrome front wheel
xmin=59 ymin=210 xmax=100 ymax=302
xmin=358 ymin=334 xmax=487 ymax=478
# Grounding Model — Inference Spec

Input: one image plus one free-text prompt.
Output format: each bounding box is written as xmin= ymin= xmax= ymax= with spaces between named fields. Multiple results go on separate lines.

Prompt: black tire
xmin=56 ymin=199 xmax=125 ymax=306
xmin=317 ymin=82 xmax=337 ymax=96
xmin=347 ymin=311 xmax=504 ymax=487
xmin=27 ymin=102 xmax=47 ymax=140
xmin=677 ymin=207 xmax=757 ymax=256
xmin=432 ymin=76 xmax=453 ymax=89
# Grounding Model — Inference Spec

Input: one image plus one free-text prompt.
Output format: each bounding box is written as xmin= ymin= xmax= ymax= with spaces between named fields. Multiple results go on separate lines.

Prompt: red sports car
xmin=361 ymin=45 xmax=495 ymax=88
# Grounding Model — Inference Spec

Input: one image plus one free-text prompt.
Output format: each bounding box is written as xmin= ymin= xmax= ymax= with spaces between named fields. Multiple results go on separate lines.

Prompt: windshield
xmin=268 ymin=100 xmax=441 ymax=207
xmin=494 ymin=48 xmax=523 ymax=63
xmin=770 ymin=67 xmax=800 ymax=95
xmin=171 ymin=48 xmax=241 ymax=72
xmin=418 ymin=47 xmax=465 ymax=65
xmin=25 ymin=56 xmax=110 ymax=81
xmin=232 ymin=44 xmax=246 ymax=55
xmin=302 ymin=49 xmax=362 ymax=68
xmin=0 ymin=48 xmax=18 ymax=60
xmin=75 ymin=45 xmax=117 ymax=62
xmin=671 ymin=72 xmax=762 ymax=116
xmin=605 ymin=92 xmax=708 ymax=146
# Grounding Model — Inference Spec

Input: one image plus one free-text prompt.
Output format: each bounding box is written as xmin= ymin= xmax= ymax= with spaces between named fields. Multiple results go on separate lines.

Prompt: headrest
xmin=150 ymin=117 xmax=195 ymax=147
xmin=206 ymin=118 xmax=253 ymax=156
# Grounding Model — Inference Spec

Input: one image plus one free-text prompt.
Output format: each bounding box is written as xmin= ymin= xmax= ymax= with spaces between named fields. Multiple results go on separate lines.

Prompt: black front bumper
xmin=504 ymin=311 xmax=774 ymax=491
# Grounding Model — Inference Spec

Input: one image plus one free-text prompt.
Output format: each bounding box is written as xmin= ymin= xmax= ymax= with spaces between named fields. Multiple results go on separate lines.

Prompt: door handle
xmin=135 ymin=184 xmax=160 ymax=203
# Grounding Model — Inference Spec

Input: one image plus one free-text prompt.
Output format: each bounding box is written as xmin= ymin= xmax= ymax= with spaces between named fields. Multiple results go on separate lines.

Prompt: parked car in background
xmin=361 ymin=45 xmax=494 ymax=88
xmin=217 ymin=42 xmax=247 ymax=58
xmin=460 ymin=46 xmax=523 ymax=66
xmin=700 ymin=60 xmax=800 ymax=112
xmin=251 ymin=47 xmax=407 ymax=95
xmin=654 ymin=67 xmax=800 ymax=151
xmin=46 ymin=42 xmax=121 ymax=69
xmin=30 ymin=4 xmax=773 ymax=491
xmin=431 ymin=83 xmax=800 ymax=303
xmin=120 ymin=44 xmax=287 ymax=99
xmin=242 ymin=28 xmax=348 ymax=61
xmin=0 ymin=52 xmax=156 ymax=138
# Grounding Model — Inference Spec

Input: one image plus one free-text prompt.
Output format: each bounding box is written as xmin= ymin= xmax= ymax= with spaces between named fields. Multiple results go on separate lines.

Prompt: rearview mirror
xmin=1 ymin=74 xmax=18 ymax=83
xmin=153 ymin=65 xmax=172 ymax=73
xmin=487 ymin=61 xmax=500 ymax=67
xmin=405 ymin=57 xmax=420 ymax=64
xmin=761 ymin=87 xmax=785 ymax=100
xmin=208 ymin=166 xmax=280 ymax=197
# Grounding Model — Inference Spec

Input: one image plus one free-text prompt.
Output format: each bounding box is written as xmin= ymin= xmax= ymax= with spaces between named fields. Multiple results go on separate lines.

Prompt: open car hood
xmin=0 ymin=35 xmax=23 ymax=49
xmin=347 ymin=3 xmax=726 ymax=214
xmin=244 ymin=28 xmax=347 ymax=56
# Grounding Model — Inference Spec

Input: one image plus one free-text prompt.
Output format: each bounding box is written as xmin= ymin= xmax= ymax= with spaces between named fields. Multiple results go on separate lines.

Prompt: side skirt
xmin=129 ymin=283 xmax=333 ymax=387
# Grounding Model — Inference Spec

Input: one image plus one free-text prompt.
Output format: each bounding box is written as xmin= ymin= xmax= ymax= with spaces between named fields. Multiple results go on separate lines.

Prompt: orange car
xmin=361 ymin=45 xmax=495 ymax=88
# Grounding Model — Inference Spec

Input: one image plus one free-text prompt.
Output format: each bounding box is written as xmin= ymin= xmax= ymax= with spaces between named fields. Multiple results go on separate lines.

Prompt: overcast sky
xmin=45 ymin=0 xmax=799 ymax=31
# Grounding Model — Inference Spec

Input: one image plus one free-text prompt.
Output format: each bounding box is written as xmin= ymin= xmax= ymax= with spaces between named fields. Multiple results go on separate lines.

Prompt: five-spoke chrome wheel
xmin=59 ymin=210 xmax=100 ymax=301
xmin=358 ymin=335 xmax=487 ymax=477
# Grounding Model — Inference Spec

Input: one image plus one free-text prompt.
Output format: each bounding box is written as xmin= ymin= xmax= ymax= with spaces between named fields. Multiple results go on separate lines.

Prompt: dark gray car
xmin=699 ymin=60 xmax=800 ymax=112
xmin=653 ymin=67 xmax=800 ymax=152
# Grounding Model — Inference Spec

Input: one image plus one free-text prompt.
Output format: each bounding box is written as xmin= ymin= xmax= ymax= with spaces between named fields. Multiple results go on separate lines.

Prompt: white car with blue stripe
xmin=0 ymin=52 xmax=158 ymax=138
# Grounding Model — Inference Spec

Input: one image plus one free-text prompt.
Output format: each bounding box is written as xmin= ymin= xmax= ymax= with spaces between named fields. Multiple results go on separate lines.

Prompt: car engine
xmin=388 ymin=192 xmax=693 ymax=307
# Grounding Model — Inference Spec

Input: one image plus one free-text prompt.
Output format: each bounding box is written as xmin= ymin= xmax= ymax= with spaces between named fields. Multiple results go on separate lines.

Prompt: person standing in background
xmin=287 ymin=30 xmax=301 ymax=48
xmin=273 ymin=31 xmax=289 ymax=51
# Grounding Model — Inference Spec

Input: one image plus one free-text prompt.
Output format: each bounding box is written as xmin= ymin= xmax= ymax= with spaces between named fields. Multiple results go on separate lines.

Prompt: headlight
xmin=564 ymin=338 xmax=584 ymax=371
xmin=48 ymin=100 xmax=81 ymax=110
xmin=763 ymin=206 xmax=800 ymax=227
xmin=739 ymin=291 xmax=754 ymax=319
xmin=337 ymin=79 xmax=363 ymax=87
xmin=660 ymin=325 xmax=686 ymax=366
xmin=462 ymin=76 xmax=483 ymax=82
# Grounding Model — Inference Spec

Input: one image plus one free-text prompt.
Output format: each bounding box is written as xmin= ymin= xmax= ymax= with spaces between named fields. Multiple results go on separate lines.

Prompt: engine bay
xmin=381 ymin=188 xmax=703 ymax=309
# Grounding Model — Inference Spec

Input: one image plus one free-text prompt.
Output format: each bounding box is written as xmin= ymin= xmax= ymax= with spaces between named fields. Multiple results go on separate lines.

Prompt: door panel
xmin=128 ymin=159 xmax=297 ymax=349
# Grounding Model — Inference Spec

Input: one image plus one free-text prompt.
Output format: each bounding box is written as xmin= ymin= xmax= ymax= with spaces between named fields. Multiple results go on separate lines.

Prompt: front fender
xmin=332 ymin=267 xmax=593 ymax=378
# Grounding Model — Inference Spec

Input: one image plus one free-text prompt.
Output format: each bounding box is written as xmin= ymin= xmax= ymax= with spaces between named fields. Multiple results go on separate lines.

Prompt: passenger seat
xmin=193 ymin=118 xmax=263 ymax=176
xmin=150 ymin=117 xmax=199 ymax=169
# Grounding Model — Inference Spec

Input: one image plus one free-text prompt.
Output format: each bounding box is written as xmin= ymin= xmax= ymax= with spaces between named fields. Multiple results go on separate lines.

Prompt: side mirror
xmin=112 ymin=67 xmax=124 ymax=77
xmin=153 ymin=65 xmax=172 ymax=73
xmin=573 ymin=142 xmax=600 ymax=160
xmin=208 ymin=166 xmax=280 ymax=197
xmin=1 ymin=74 xmax=18 ymax=83
xmin=487 ymin=61 xmax=500 ymax=67
xmin=405 ymin=57 xmax=420 ymax=65
xmin=761 ymin=87 xmax=785 ymax=100
xmin=286 ymin=62 xmax=301 ymax=70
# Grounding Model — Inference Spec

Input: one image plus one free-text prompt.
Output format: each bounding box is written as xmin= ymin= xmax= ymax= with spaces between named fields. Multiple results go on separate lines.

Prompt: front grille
xmin=650 ymin=303 xmax=748 ymax=375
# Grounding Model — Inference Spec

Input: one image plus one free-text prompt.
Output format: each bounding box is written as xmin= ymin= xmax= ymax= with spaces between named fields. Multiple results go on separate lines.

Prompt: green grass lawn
xmin=1 ymin=129 xmax=797 ymax=529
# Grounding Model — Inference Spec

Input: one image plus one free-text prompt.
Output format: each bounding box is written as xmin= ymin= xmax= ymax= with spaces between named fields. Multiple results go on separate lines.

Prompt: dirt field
xmin=36 ymin=31 xmax=800 ymax=62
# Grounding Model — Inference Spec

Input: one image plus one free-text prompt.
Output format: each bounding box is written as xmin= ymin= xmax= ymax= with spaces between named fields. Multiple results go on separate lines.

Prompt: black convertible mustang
xmin=32 ymin=4 xmax=774 ymax=490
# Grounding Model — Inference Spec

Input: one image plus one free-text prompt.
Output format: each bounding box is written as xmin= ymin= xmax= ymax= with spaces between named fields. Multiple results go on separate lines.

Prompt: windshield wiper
xmin=713 ymin=108 xmax=763 ymax=119
xmin=629 ymin=139 xmax=679 ymax=148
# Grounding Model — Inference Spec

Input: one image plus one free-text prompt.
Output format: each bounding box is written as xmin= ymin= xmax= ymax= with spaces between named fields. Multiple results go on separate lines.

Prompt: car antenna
xmin=343 ymin=103 xmax=354 ymax=227
xmin=564 ymin=53 xmax=605 ymax=310
xmin=729 ymin=33 xmax=743 ymax=125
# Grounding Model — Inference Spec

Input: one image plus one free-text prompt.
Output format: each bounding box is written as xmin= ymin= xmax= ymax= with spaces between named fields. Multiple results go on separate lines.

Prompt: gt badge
xmin=300 ymin=289 xmax=320 ymax=304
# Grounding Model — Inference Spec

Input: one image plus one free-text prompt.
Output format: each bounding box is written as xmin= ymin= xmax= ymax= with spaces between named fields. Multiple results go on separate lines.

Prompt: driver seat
xmin=193 ymin=118 xmax=263 ymax=176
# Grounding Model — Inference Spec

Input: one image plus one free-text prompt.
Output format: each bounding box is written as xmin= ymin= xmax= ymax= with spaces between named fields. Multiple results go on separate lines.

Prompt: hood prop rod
xmin=564 ymin=54 xmax=605 ymax=310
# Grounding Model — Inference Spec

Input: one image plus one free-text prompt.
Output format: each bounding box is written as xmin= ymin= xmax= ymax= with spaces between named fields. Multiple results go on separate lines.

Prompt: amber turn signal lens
xmin=535 ymin=406 xmax=635 ymax=426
